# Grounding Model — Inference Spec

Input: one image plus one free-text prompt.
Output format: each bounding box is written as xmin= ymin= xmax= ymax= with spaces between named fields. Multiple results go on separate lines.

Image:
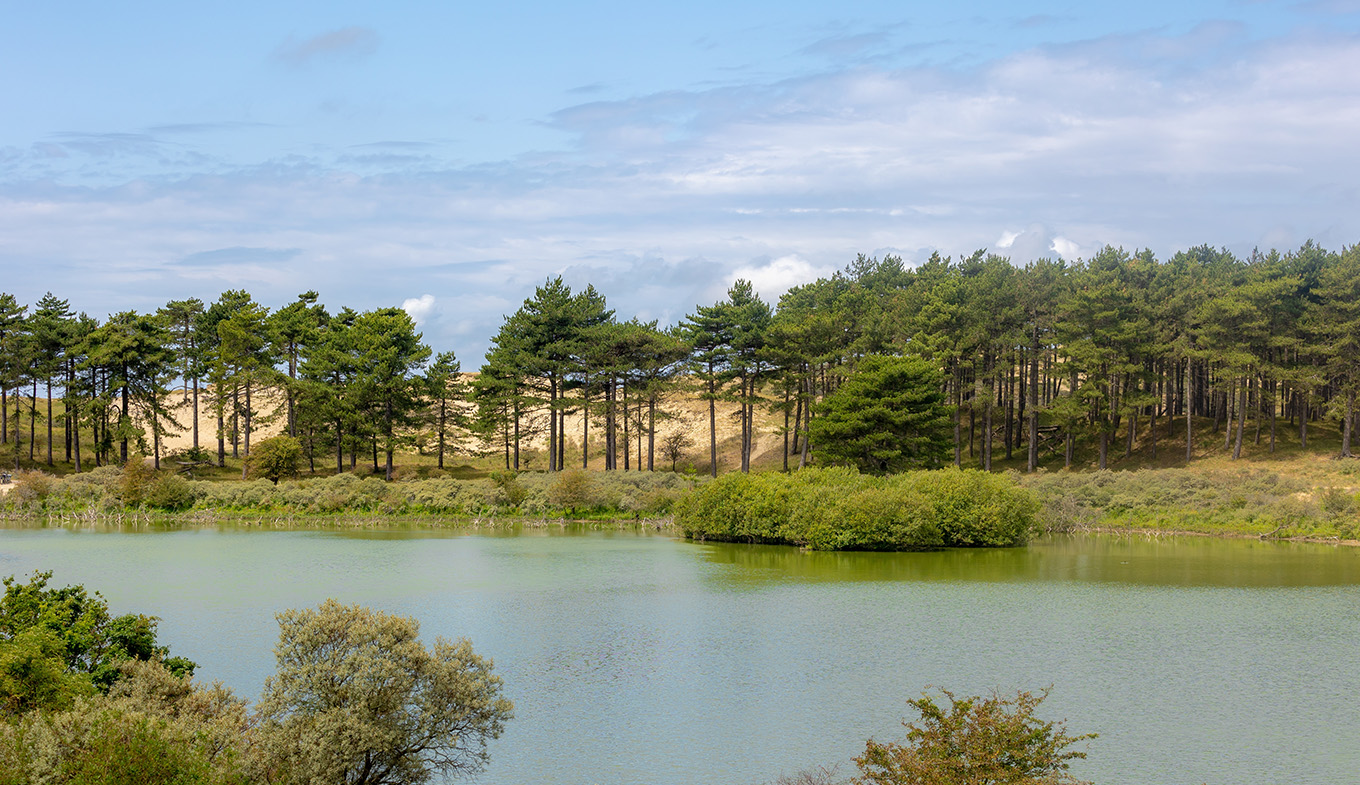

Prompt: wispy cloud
xmin=273 ymin=27 xmax=379 ymax=67
xmin=180 ymin=247 xmax=302 ymax=267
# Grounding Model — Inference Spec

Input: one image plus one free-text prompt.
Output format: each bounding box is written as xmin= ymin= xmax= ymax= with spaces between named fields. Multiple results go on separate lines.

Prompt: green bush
xmin=676 ymin=467 xmax=1036 ymax=550
xmin=144 ymin=475 xmax=196 ymax=511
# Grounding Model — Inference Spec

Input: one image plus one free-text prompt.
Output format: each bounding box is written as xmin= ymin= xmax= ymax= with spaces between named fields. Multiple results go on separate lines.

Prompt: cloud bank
xmin=3 ymin=27 xmax=1359 ymax=363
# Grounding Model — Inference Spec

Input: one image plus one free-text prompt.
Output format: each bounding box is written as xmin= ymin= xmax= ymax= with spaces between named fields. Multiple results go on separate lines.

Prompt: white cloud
xmin=401 ymin=294 xmax=437 ymax=325
xmin=5 ymin=28 xmax=1360 ymax=363
xmin=1050 ymin=237 xmax=1083 ymax=260
xmin=730 ymin=255 xmax=839 ymax=303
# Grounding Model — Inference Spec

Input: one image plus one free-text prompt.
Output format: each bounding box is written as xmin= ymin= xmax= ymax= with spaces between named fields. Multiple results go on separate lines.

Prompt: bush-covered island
xmin=676 ymin=467 xmax=1038 ymax=550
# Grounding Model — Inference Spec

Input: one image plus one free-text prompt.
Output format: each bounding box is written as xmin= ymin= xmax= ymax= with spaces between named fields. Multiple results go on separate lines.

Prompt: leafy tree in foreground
xmin=810 ymin=355 xmax=951 ymax=474
xmin=855 ymin=688 xmax=1095 ymax=785
xmin=0 ymin=571 xmax=195 ymax=705
xmin=1 ymin=658 xmax=252 ymax=785
xmin=256 ymin=599 xmax=513 ymax=785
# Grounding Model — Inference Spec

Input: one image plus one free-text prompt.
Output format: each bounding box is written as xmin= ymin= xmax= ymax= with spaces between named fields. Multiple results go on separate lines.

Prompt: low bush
xmin=2 ymin=462 xmax=700 ymax=520
xmin=676 ymin=467 xmax=1037 ymax=551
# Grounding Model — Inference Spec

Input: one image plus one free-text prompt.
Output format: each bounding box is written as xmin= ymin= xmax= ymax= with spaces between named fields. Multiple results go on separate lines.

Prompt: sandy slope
xmin=149 ymin=378 xmax=796 ymax=471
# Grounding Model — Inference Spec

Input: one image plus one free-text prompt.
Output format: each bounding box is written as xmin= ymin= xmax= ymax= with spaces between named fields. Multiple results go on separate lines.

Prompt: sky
xmin=4 ymin=1 xmax=1360 ymax=364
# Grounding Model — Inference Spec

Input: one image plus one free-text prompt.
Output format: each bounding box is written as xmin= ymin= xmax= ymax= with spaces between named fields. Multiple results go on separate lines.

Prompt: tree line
xmin=3 ymin=239 xmax=1359 ymax=480
xmin=0 ymin=291 xmax=442 ymax=480
xmin=471 ymin=240 xmax=1360 ymax=475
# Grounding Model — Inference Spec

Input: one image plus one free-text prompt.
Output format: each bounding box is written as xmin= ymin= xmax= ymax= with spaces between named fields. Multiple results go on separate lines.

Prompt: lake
xmin=1 ymin=523 xmax=1357 ymax=785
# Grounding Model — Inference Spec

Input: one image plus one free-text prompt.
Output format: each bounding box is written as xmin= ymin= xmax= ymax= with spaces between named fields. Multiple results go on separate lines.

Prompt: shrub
xmin=676 ymin=468 xmax=1037 ymax=550
xmin=119 ymin=456 xmax=156 ymax=507
xmin=246 ymin=436 xmax=303 ymax=486
xmin=855 ymin=688 xmax=1095 ymax=785
xmin=487 ymin=471 xmax=527 ymax=508
xmin=144 ymin=475 xmax=197 ymax=511
xmin=6 ymin=471 xmax=56 ymax=507
xmin=548 ymin=468 xmax=593 ymax=514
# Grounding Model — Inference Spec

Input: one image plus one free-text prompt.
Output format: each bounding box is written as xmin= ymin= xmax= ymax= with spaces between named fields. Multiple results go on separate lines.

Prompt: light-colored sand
xmin=10 ymin=374 xmax=800 ymax=472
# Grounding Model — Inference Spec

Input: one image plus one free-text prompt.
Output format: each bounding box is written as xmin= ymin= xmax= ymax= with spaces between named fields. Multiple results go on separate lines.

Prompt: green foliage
xmin=676 ymin=468 xmax=1037 ymax=550
xmin=1018 ymin=467 xmax=1356 ymax=538
xmin=119 ymin=455 xmax=156 ymax=507
xmin=1 ymin=659 xmax=251 ymax=785
xmin=246 ymin=435 xmax=304 ymax=485
xmin=855 ymin=688 xmax=1094 ymax=785
xmin=811 ymin=355 xmax=951 ymax=474
xmin=0 ymin=628 xmax=97 ymax=717
xmin=548 ymin=468 xmax=593 ymax=513
xmin=256 ymin=600 xmax=512 ymax=785
xmin=0 ymin=571 xmax=195 ymax=698
xmin=145 ymin=474 xmax=196 ymax=511
xmin=488 ymin=470 xmax=528 ymax=508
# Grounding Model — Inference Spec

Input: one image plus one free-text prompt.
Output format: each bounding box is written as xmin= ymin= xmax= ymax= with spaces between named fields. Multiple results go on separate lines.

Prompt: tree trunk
xmin=953 ymin=362 xmax=962 ymax=468
xmin=1343 ymin=391 xmax=1355 ymax=458
xmin=120 ymin=369 xmax=129 ymax=463
xmin=782 ymin=387 xmax=791 ymax=473
xmin=437 ymin=398 xmax=447 ymax=470
xmin=385 ymin=401 xmax=395 ymax=481
xmin=45 ymin=378 xmax=53 ymax=466
xmin=794 ymin=367 xmax=805 ymax=465
xmin=1185 ymin=359 xmax=1193 ymax=462
xmin=31 ymin=378 xmax=38 ymax=461
xmin=582 ymin=374 xmax=590 ymax=469
xmin=231 ymin=386 xmax=240 ymax=458
xmin=241 ymin=384 xmax=253 ymax=479
xmin=1233 ymin=377 xmax=1247 ymax=459
xmin=1027 ymin=329 xmax=1039 ymax=473
xmin=648 ymin=397 xmax=656 ymax=471
xmin=708 ymin=369 xmax=718 ymax=477
xmin=548 ymin=377 xmax=558 ymax=473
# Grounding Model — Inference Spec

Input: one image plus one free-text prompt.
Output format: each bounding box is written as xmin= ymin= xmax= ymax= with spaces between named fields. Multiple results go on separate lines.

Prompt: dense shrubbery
xmin=675 ymin=467 xmax=1038 ymax=550
xmin=1 ymin=465 xmax=695 ymax=519
xmin=1022 ymin=467 xmax=1359 ymax=539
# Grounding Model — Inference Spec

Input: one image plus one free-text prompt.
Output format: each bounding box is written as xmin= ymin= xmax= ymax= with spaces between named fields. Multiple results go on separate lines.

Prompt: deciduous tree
xmin=256 ymin=600 xmax=512 ymax=785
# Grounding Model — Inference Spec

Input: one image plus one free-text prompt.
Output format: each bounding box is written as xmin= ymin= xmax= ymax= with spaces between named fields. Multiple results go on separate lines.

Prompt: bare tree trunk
xmin=241 ymin=384 xmax=253 ymax=479
xmin=1185 ymin=359 xmax=1194 ymax=463
xmin=582 ymin=375 xmax=590 ymax=469
xmin=953 ymin=363 xmax=962 ymax=468
xmin=1233 ymin=377 xmax=1247 ymax=459
xmin=794 ymin=370 xmax=805 ymax=468
xmin=708 ymin=371 xmax=718 ymax=477
xmin=782 ymin=387 xmax=790 ymax=472
xmin=45 ymin=379 xmax=53 ymax=466
xmin=648 ymin=398 xmax=656 ymax=471
xmin=1262 ymin=380 xmax=1272 ymax=451
xmin=1343 ymin=391 xmax=1355 ymax=458
xmin=1028 ymin=331 xmax=1038 ymax=473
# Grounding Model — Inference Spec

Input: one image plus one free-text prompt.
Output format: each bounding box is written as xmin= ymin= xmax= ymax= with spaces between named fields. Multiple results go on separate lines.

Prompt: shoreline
xmin=1064 ymin=525 xmax=1360 ymax=548
xmin=3 ymin=509 xmax=1356 ymax=548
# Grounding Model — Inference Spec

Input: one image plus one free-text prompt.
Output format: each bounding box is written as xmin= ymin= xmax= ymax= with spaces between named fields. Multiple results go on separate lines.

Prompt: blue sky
xmin=4 ymin=1 xmax=1360 ymax=363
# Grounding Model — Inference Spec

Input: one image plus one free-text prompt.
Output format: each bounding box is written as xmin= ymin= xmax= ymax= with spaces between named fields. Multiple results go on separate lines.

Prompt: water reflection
xmin=694 ymin=533 xmax=1360 ymax=587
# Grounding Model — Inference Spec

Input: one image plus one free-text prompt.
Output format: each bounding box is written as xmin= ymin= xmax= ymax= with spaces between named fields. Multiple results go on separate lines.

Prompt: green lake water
xmin=1 ymin=524 xmax=1357 ymax=785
